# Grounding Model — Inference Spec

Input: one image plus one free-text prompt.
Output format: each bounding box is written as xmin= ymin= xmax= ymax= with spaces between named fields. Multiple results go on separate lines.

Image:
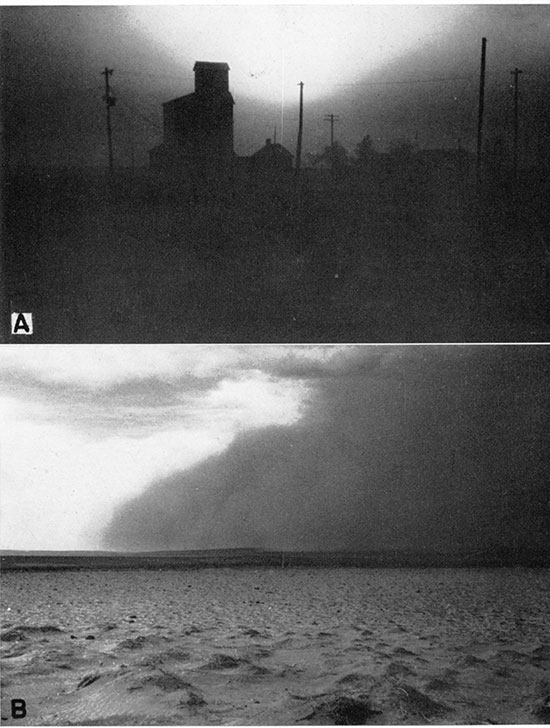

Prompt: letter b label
xmin=11 ymin=699 xmax=26 ymax=718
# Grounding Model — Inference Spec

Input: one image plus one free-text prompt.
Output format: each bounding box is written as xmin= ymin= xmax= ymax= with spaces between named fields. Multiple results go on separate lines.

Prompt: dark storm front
xmin=3 ymin=36 xmax=549 ymax=343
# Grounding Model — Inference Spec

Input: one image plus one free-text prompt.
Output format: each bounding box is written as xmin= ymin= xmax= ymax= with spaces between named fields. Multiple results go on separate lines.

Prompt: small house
xmin=250 ymin=139 xmax=293 ymax=171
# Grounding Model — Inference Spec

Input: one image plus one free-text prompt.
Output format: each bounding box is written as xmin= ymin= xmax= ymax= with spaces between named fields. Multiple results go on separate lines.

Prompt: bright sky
xmin=0 ymin=345 xmax=346 ymax=550
xmin=3 ymin=4 xmax=548 ymax=163
xmin=126 ymin=5 xmax=467 ymax=102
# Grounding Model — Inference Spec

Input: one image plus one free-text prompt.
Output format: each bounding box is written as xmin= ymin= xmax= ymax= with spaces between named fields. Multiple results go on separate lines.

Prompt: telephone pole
xmin=511 ymin=67 xmax=523 ymax=178
xmin=101 ymin=67 xmax=116 ymax=172
xmin=295 ymin=82 xmax=304 ymax=173
xmin=324 ymin=113 xmax=340 ymax=147
xmin=476 ymin=37 xmax=487 ymax=187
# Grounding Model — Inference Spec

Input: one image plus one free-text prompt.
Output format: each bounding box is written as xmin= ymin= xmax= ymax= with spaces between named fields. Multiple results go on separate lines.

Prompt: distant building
xmin=250 ymin=139 xmax=293 ymax=171
xmin=150 ymin=61 xmax=234 ymax=173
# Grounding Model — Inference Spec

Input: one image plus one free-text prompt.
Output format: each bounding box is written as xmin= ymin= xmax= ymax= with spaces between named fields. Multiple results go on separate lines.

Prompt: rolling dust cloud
xmin=103 ymin=348 xmax=550 ymax=555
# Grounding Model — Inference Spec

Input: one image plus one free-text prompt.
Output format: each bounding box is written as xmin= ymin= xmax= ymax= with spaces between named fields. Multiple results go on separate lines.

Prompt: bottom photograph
xmin=0 ymin=344 xmax=549 ymax=726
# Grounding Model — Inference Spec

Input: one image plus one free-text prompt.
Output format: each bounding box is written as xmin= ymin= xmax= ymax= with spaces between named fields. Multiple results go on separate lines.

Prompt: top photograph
xmin=1 ymin=4 xmax=548 ymax=343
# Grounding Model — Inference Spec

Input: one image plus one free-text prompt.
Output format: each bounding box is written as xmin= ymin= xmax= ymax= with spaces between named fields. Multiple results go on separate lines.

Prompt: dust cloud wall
xmin=103 ymin=347 xmax=550 ymax=555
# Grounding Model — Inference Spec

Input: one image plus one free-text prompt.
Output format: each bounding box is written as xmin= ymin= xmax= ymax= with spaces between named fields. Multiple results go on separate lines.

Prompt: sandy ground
xmin=1 ymin=568 xmax=549 ymax=725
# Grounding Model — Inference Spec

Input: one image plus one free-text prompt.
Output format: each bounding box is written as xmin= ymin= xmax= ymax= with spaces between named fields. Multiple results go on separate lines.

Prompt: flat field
xmin=4 ymin=166 xmax=549 ymax=343
xmin=1 ymin=567 xmax=549 ymax=725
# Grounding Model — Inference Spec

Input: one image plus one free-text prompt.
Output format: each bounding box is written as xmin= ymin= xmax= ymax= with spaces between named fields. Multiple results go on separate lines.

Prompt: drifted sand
xmin=1 ymin=568 xmax=549 ymax=725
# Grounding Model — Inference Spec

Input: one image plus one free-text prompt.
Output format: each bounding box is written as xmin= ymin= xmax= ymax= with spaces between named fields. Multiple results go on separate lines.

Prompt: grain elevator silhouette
xmin=149 ymin=61 xmax=235 ymax=173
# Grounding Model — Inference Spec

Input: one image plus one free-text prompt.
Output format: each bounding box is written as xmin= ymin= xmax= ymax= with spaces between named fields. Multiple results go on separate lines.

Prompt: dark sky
xmin=1 ymin=5 xmax=549 ymax=168
xmin=103 ymin=346 xmax=550 ymax=555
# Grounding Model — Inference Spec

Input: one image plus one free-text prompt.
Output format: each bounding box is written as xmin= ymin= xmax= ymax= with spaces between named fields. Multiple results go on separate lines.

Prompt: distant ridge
xmin=1 ymin=547 xmax=548 ymax=571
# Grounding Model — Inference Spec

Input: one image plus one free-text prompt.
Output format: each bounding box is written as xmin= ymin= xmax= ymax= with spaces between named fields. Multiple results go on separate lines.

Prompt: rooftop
xmin=193 ymin=61 xmax=230 ymax=71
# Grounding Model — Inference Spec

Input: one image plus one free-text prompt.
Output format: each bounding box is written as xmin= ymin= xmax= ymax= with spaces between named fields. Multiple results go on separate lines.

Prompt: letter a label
xmin=11 ymin=313 xmax=33 ymax=335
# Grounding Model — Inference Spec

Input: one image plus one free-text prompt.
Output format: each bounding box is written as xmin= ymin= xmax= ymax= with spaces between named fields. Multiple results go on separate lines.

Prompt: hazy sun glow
xmin=127 ymin=5 xmax=464 ymax=103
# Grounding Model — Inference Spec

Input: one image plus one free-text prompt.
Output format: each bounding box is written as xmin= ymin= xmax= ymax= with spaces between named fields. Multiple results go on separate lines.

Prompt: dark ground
xmin=2 ymin=161 xmax=549 ymax=343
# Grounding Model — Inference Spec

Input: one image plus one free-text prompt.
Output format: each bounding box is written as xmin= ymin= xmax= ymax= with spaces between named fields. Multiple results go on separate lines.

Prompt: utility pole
xmin=101 ymin=67 xmax=116 ymax=172
xmin=476 ymin=37 xmax=487 ymax=188
xmin=511 ymin=67 xmax=523 ymax=178
xmin=295 ymin=81 xmax=304 ymax=172
xmin=324 ymin=113 xmax=340 ymax=147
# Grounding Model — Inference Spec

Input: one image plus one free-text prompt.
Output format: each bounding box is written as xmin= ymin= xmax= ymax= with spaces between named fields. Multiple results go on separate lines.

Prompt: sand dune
xmin=1 ymin=568 xmax=549 ymax=724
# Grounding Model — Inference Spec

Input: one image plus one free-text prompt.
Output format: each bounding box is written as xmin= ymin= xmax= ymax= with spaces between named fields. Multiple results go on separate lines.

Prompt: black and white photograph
xmin=0 ymin=344 xmax=549 ymax=724
xmin=1 ymin=4 xmax=549 ymax=343
xmin=1 ymin=3 xmax=550 ymax=726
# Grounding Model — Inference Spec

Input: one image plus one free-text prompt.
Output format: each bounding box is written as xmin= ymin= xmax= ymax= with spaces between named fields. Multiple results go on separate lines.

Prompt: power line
xmin=334 ymin=75 xmax=475 ymax=88
xmin=116 ymin=96 xmax=162 ymax=132
xmin=114 ymin=69 xmax=188 ymax=82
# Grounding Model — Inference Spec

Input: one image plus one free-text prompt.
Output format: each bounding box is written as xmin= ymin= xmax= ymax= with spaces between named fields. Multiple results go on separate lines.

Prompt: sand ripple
xmin=1 ymin=567 xmax=549 ymax=724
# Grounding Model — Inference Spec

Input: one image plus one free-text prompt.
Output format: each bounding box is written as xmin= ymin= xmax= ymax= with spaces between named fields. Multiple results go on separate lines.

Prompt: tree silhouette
xmin=355 ymin=135 xmax=375 ymax=167
xmin=313 ymin=141 xmax=350 ymax=170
